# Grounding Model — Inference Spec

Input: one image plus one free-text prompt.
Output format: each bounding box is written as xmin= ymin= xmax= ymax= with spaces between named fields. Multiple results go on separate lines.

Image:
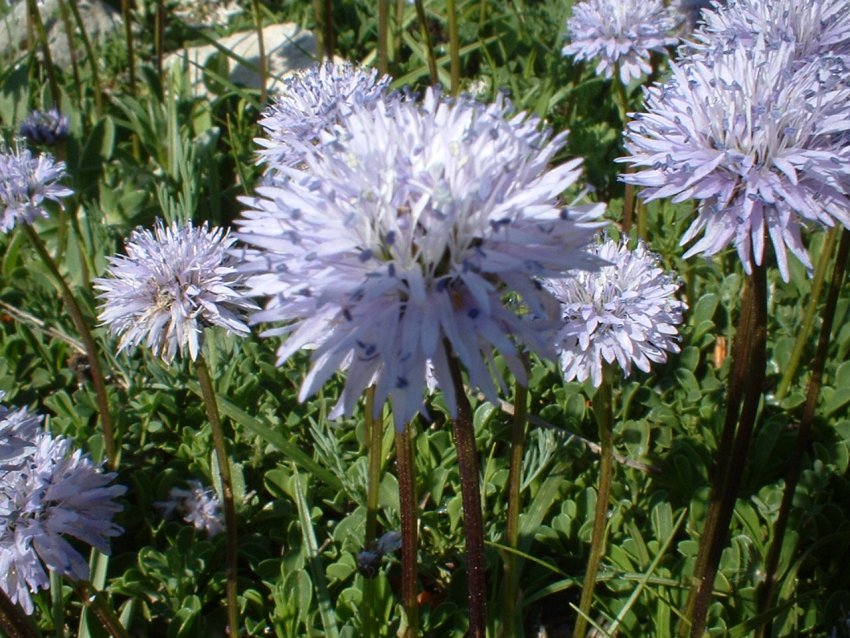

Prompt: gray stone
xmin=0 ymin=0 xmax=122 ymax=68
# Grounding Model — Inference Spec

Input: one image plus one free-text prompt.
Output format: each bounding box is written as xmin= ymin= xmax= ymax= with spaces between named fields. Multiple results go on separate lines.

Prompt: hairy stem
xmin=573 ymin=367 xmax=615 ymax=638
xmin=756 ymin=229 xmax=850 ymax=636
xmin=195 ymin=356 xmax=240 ymax=637
xmin=378 ymin=0 xmax=390 ymax=75
xmin=413 ymin=0 xmax=439 ymax=86
xmin=447 ymin=0 xmax=461 ymax=95
xmin=251 ymin=0 xmax=267 ymax=104
xmin=363 ymin=386 xmax=382 ymax=638
xmin=395 ymin=422 xmax=419 ymax=637
xmin=447 ymin=354 xmax=487 ymax=638
xmin=23 ymin=225 xmax=117 ymax=468
xmin=75 ymin=581 xmax=130 ymax=638
xmin=0 ymin=588 xmax=40 ymax=638
xmin=26 ymin=0 xmax=61 ymax=106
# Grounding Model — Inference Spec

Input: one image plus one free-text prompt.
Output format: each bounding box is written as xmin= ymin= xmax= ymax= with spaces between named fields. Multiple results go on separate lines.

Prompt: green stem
xmin=756 ymin=229 xmax=850 ymax=636
xmin=775 ymin=227 xmax=838 ymax=401
xmin=363 ymin=386 xmax=382 ymax=638
xmin=119 ymin=0 xmax=136 ymax=96
xmin=195 ymin=356 xmax=240 ymax=638
xmin=0 ymin=588 xmax=41 ymax=638
xmin=74 ymin=581 xmax=129 ymax=638
xmin=23 ymin=225 xmax=117 ymax=468
xmin=395 ymin=422 xmax=419 ymax=637
xmin=500 ymin=379 xmax=527 ymax=638
xmin=68 ymin=0 xmax=103 ymax=115
xmin=446 ymin=0 xmax=461 ymax=95
xmin=252 ymin=0 xmax=267 ymax=104
xmin=447 ymin=353 xmax=487 ymax=638
xmin=573 ymin=366 xmax=615 ymax=638
xmin=56 ymin=0 xmax=82 ymax=107
xmin=378 ymin=0 xmax=390 ymax=76
xmin=413 ymin=0 xmax=439 ymax=86
xmin=681 ymin=265 xmax=768 ymax=638
xmin=26 ymin=0 xmax=61 ymax=106
xmin=154 ymin=0 xmax=165 ymax=78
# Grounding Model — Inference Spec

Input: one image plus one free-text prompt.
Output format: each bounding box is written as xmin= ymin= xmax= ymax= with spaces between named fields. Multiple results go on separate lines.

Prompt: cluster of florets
xmin=19 ymin=109 xmax=70 ymax=146
xmin=620 ymin=0 xmax=850 ymax=280
xmin=157 ymin=480 xmax=224 ymax=537
xmin=0 ymin=145 xmax=72 ymax=233
xmin=0 ymin=400 xmax=125 ymax=614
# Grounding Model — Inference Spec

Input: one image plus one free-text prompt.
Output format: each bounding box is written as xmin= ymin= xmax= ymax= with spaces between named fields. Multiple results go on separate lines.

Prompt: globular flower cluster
xmin=157 ymin=480 xmax=224 ymax=537
xmin=255 ymin=61 xmax=396 ymax=172
xmin=95 ymin=220 xmax=255 ymax=363
xmin=562 ymin=0 xmax=679 ymax=85
xmin=20 ymin=109 xmax=70 ymax=146
xmin=239 ymin=89 xmax=604 ymax=428
xmin=620 ymin=23 xmax=850 ymax=280
xmin=0 ymin=145 xmax=72 ymax=233
xmin=547 ymin=238 xmax=686 ymax=387
xmin=0 ymin=401 xmax=125 ymax=614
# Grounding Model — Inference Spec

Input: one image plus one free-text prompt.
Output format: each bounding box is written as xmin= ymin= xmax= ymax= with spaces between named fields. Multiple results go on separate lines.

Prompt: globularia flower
xmin=0 ymin=395 xmax=42 ymax=470
xmin=562 ymin=0 xmax=679 ymax=85
xmin=239 ymin=90 xmax=605 ymax=428
xmin=0 ymin=430 xmax=125 ymax=614
xmin=255 ymin=61 xmax=396 ymax=170
xmin=157 ymin=480 xmax=224 ymax=537
xmin=0 ymin=145 xmax=72 ymax=232
xmin=20 ymin=109 xmax=70 ymax=146
xmin=619 ymin=39 xmax=850 ymax=280
xmin=94 ymin=220 xmax=255 ymax=363
xmin=547 ymin=238 xmax=686 ymax=387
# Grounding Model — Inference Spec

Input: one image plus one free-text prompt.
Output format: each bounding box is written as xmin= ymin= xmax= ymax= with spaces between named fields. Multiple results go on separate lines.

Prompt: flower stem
xmin=395 ymin=422 xmax=419 ymax=637
xmin=251 ymin=0 xmax=267 ymax=104
xmin=573 ymin=366 xmax=615 ymax=638
xmin=74 ymin=581 xmax=130 ymax=638
xmin=26 ymin=0 xmax=61 ymax=106
xmin=775 ymin=227 xmax=838 ymax=401
xmin=22 ymin=225 xmax=117 ymax=468
xmin=447 ymin=354 xmax=487 ymax=638
xmin=0 ymin=588 xmax=40 ymax=638
xmin=195 ymin=356 xmax=240 ymax=638
xmin=68 ymin=0 xmax=104 ymax=115
xmin=756 ymin=228 xmax=850 ymax=636
xmin=378 ymin=0 xmax=390 ymax=76
xmin=413 ymin=0 xmax=439 ymax=86
xmin=680 ymin=264 xmax=767 ymax=638
xmin=500 ymin=379 xmax=527 ymax=638
xmin=447 ymin=0 xmax=461 ymax=96
xmin=118 ymin=0 xmax=136 ymax=96
xmin=363 ymin=386 xmax=383 ymax=638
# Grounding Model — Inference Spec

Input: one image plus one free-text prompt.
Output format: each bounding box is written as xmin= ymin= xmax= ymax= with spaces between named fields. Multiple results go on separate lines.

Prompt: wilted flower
xmin=94 ymin=220 xmax=255 ymax=363
xmin=0 ymin=145 xmax=72 ymax=233
xmin=0 ymin=395 xmax=42 ymax=470
xmin=547 ymin=238 xmax=686 ymax=387
xmin=0 ymin=429 xmax=125 ymax=614
xmin=562 ymin=0 xmax=679 ymax=85
xmin=255 ymin=61 xmax=396 ymax=171
xmin=619 ymin=39 xmax=850 ymax=280
xmin=20 ymin=109 xmax=70 ymax=146
xmin=239 ymin=89 xmax=604 ymax=428
xmin=157 ymin=480 xmax=224 ymax=537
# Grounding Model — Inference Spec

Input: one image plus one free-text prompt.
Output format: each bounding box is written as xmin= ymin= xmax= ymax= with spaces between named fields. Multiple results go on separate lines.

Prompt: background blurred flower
xmin=0 ymin=145 xmax=72 ymax=232
xmin=157 ymin=480 xmax=224 ymax=537
xmin=619 ymin=39 xmax=850 ymax=279
xmin=19 ymin=109 xmax=70 ymax=146
xmin=547 ymin=238 xmax=686 ymax=387
xmin=239 ymin=90 xmax=604 ymax=428
xmin=95 ymin=220 xmax=255 ymax=363
xmin=0 ymin=428 xmax=125 ymax=614
xmin=562 ymin=0 xmax=679 ymax=84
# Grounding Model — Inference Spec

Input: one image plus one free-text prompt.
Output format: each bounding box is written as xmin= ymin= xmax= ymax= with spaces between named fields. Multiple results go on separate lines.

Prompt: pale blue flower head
xmin=619 ymin=38 xmax=850 ymax=280
xmin=547 ymin=238 xmax=686 ymax=388
xmin=0 ymin=394 xmax=42 ymax=470
xmin=562 ymin=0 xmax=679 ymax=85
xmin=256 ymin=61 xmax=397 ymax=172
xmin=0 ymin=145 xmax=72 ymax=232
xmin=20 ymin=109 xmax=70 ymax=146
xmin=158 ymin=480 xmax=224 ymax=537
xmin=0 ymin=430 xmax=125 ymax=614
xmin=239 ymin=89 xmax=605 ymax=429
xmin=95 ymin=220 xmax=256 ymax=363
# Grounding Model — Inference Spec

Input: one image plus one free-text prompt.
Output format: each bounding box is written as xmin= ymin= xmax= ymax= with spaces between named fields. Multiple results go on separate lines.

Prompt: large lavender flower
xmin=0 ymin=396 xmax=42 ymax=470
xmin=0 ymin=430 xmax=125 ymax=614
xmin=547 ymin=238 xmax=686 ymax=387
xmin=239 ymin=90 xmax=605 ymax=428
xmin=94 ymin=220 xmax=255 ymax=363
xmin=255 ymin=61 xmax=396 ymax=171
xmin=157 ymin=480 xmax=224 ymax=537
xmin=0 ymin=145 xmax=72 ymax=232
xmin=619 ymin=39 xmax=850 ymax=280
xmin=562 ymin=0 xmax=679 ymax=85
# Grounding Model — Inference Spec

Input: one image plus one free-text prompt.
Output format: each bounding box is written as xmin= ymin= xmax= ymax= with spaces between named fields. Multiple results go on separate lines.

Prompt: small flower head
xmin=0 ymin=145 xmax=73 ymax=233
xmin=239 ymin=90 xmax=604 ymax=428
xmin=547 ymin=238 xmax=686 ymax=387
xmin=255 ymin=61 xmax=396 ymax=171
xmin=0 ymin=395 xmax=42 ymax=470
xmin=0 ymin=429 xmax=125 ymax=614
xmin=562 ymin=0 xmax=679 ymax=85
xmin=20 ymin=109 xmax=70 ymax=146
xmin=619 ymin=39 xmax=850 ymax=280
xmin=157 ymin=480 xmax=224 ymax=537
xmin=95 ymin=220 xmax=256 ymax=363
